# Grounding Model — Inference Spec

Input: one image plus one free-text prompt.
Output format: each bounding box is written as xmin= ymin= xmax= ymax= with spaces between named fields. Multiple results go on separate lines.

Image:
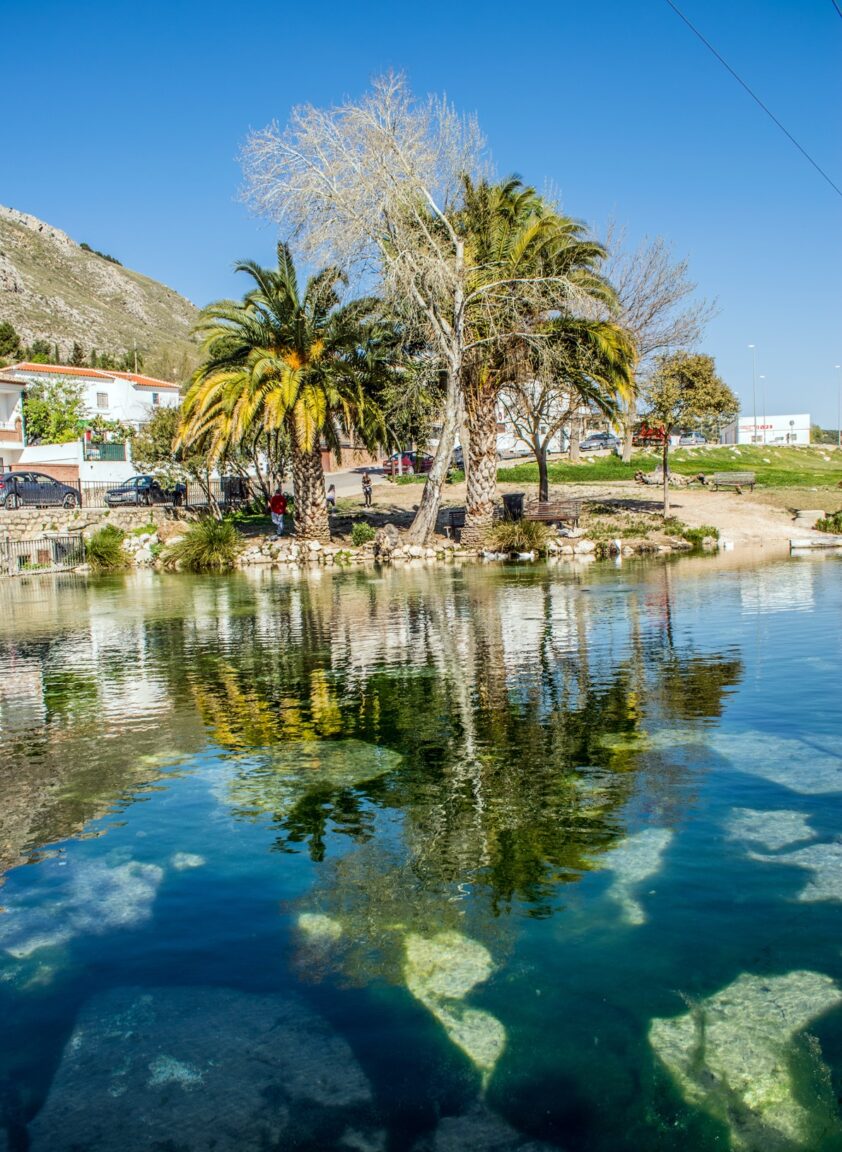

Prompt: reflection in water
xmin=0 ymin=557 xmax=840 ymax=1151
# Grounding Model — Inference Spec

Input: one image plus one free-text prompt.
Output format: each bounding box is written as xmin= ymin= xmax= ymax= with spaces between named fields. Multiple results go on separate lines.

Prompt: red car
xmin=382 ymin=452 xmax=434 ymax=476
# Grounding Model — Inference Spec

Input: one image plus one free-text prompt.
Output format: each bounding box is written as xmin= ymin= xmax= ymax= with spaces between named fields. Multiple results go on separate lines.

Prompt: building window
xmin=151 ymin=392 xmax=160 ymax=406
xmin=96 ymin=392 xmax=109 ymax=410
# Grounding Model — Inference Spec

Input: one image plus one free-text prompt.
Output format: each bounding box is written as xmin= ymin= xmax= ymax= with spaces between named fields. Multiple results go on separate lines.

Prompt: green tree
xmin=70 ymin=341 xmax=85 ymax=367
xmin=131 ymin=405 xmax=215 ymax=508
xmin=457 ymin=178 xmax=633 ymax=540
xmin=28 ymin=338 xmax=52 ymax=364
xmin=0 ymin=321 xmax=22 ymax=362
xmin=644 ymin=352 xmax=738 ymax=515
xmin=22 ymin=377 xmax=86 ymax=443
xmin=181 ymin=245 xmax=392 ymax=541
xmin=89 ymin=348 xmax=99 ymax=369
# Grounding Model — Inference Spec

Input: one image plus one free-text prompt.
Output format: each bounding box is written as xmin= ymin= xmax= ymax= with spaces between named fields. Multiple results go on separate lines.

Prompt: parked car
xmin=632 ymin=422 xmax=667 ymax=447
xmin=381 ymin=451 xmax=434 ymax=476
xmin=579 ymin=432 xmax=621 ymax=453
xmin=0 ymin=471 xmax=79 ymax=509
xmin=105 ymin=475 xmax=185 ymax=507
xmin=678 ymin=431 xmax=707 ymax=447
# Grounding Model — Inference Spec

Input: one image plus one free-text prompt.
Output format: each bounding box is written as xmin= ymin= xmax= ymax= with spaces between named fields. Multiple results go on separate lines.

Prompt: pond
xmin=0 ymin=553 xmax=840 ymax=1151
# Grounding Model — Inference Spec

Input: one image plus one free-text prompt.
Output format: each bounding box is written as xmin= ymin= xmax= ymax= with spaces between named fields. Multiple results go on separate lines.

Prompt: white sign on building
xmin=721 ymin=413 xmax=810 ymax=446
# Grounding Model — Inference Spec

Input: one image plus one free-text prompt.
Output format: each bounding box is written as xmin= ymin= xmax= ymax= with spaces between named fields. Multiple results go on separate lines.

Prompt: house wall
xmin=721 ymin=413 xmax=811 ymax=446
xmin=9 ymin=368 xmax=179 ymax=428
xmin=18 ymin=442 xmax=135 ymax=483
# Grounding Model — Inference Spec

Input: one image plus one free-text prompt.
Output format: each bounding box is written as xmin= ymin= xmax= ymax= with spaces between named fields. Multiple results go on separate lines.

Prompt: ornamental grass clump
xmin=165 ymin=518 xmax=241 ymax=573
xmin=815 ymin=510 xmax=842 ymax=533
xmin=487 ymin=519 xmax=550 ymax=555
xmin=86 ymin=525 xmax=128 ymax=572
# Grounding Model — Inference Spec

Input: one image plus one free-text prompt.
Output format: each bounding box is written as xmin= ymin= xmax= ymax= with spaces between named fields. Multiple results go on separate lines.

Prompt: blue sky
xmin=3 ymin=0 xmax=840 ymax=422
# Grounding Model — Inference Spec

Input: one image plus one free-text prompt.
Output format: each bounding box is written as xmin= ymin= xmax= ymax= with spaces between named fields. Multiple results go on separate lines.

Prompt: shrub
xmin=351 ymin=521 xmax=376 ymax=546
xmin=815 ymin=510 xmax=842 ymax=533
xmin=86 ymin=525 xmax=127 ymax=572
xmin=164 ymin=518 xmax=241 ymax=572
xmin=488 ymin=519 xmax=550 ymax=554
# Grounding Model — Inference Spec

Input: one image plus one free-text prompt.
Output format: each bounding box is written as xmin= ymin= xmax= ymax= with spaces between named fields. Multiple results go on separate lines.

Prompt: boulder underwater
xmin=28 ymin=985 xmax=375 ymax=1152
xmin=0 ymin=858 xmax=163 ymax=960
xmin=604 ymin=828 xmax=673 ymax=925
xmin=650 ymin=970 xmax=842 ymax=1151
xmin=726 ymin=808 xmax=815 ymax=852
xmin=412 ymin=1101 xmax=557 ymax=1150
xmin=223 ymin=739 xmax=402 ymax=821
xmin=748 ymin=840 xmax=842 ymax=903
xmin=404 ymin=931 xmax=506 ymax=1089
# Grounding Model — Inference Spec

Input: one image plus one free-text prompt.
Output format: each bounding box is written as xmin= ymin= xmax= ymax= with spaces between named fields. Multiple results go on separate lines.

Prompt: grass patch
xmin=501 ymin=446 xmax=842 ymax=489
xmin=488 ymin=519 xmax=551 ymax=554
xmin=815 ymin=509 xmax=842 ymax=533
xmin=130 ymin=521 xmax=158 ymax=536
xmin=86 ymin=525 xmax=128 ymax=572
xmin=164 ymin=518 xmax=241 ymax=573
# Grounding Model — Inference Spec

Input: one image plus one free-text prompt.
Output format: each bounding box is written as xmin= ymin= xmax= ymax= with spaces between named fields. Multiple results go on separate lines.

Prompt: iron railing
xmin=0 ymin=534 xmax=85 ymax=576
xmin=77 ymin=477 xmax=254 ymax=510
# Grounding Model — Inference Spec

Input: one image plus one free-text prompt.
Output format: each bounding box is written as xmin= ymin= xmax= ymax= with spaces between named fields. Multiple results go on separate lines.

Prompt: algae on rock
xmin=405 ymin=931 xmax=506 ymax=1087
xmin=650 ymin=970 xmax=842 ymax=1150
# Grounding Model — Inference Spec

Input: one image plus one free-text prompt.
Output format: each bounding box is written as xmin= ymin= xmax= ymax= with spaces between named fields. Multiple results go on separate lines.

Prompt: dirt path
xmin=363 ymin=476 xmax=830 ymax=547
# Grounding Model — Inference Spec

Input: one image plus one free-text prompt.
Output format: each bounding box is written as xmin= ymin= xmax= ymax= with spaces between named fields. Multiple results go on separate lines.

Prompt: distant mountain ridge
xmin=0 ymin=205 xmax=199 ymax=381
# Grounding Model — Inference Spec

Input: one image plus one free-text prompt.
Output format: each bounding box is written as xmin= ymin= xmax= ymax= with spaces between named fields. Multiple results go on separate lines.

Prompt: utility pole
xmin=759 ymin=375 xmax=766 ymax=444
xmin=748 ymin=344 xmax=757 ymax=445
xmin=836 ymin=365 xmax=841 ymax=450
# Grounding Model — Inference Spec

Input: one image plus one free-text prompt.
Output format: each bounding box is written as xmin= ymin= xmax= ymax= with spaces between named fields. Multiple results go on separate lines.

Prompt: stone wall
xmin=0 ymin=505 xmax=171 ymax=542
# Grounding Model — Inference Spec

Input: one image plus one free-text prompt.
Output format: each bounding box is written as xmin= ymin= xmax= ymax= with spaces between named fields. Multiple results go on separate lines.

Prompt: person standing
xmin=326 ymin=483 xmax=337 ymax=510
xmin=361 ymin=471 xmax=372 ymax=508
xmin=269 ymin=489 xmax=287 ymax=536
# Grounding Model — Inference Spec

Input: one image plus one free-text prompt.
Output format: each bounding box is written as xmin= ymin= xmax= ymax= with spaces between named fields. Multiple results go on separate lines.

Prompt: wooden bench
xmin=524 ymin=499 xmax=581 ymax=527
xmin=710 ymin=472 xmax=756 ymax=492
xmin=443 ymin=508 xmax=466 ymax=539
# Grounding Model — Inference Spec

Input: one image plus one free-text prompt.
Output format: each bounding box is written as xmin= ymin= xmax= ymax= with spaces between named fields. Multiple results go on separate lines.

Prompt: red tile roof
xmin=9 ymin=363 xmax=181 ymax=390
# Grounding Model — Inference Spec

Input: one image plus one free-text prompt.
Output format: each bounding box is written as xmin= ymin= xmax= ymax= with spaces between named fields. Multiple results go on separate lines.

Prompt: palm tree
xmin=457 ymin=179 xmax=634 ymax=543
xmin=180 ymin=246 xmax=390 ymax=541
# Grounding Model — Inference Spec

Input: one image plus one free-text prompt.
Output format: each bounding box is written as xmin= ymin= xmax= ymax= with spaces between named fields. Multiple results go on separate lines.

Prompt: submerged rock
xmin=225 ymin=739 xmax=402 ymax=820
xmin=413 ymin=1101 xmax=556 ymax=1150
xmin=298 ymin=912 xmax=343 ymax=943
xmin=750 ymin=841 xmax=842 ymax=903
xmin=604 ymin=828 xmax=673 ymax=925
xmin=726 ymin=808 xmax=815 ymax=851
xmin=709 ymin=732 xmax=842 ymax=795
xmin=0 ymin=859 xmax=163 ymax=959
xmin=28 ymin=985 xmax=373 ymax=1152
xmin=170 ymin=852 xmax=206 ymax=870
xmin=650 ymin=970 xmax=842 ymax=1150
xmin=405 ymin=932 xmax=506 ymax=1087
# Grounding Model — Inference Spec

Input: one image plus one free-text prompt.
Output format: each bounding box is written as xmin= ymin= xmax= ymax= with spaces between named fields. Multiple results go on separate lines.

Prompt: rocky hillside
xmin=0 ymin=205 xmax=199 ymax=381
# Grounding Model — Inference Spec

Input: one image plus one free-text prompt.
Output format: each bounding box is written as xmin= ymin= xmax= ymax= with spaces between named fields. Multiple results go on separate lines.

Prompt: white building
xmin=0 ymin=376 xmax=26 ymax=470
xmin=7 ymin=362 xmax=181 ymax=428
xmin=721 ymin=413 xmax=810 ymax=446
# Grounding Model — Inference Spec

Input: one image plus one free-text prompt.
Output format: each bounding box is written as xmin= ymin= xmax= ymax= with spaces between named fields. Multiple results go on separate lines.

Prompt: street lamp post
xmin=748 ymin=345 xmax=757 ymax=445
xmin=836 ymin=365 xmax=841 ymax=450
xmin=759 ymin=375 xmax=767 ymax=444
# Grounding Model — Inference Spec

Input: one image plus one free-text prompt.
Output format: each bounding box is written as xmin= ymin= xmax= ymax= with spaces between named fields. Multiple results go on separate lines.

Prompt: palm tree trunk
xmin=462 ymin=386 xmax=498 ymax=547
xmin=291 ymin=431 xmax=331 ymax=542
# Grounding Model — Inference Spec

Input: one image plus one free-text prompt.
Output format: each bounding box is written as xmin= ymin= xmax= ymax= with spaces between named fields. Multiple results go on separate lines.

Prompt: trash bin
xmin=502 ymin=493 xmax=525 ymax=521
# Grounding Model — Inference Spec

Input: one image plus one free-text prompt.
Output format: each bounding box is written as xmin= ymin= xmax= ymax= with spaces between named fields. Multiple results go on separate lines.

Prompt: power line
xmin=831 ymin=0 xmax=842 ymax=22
xmin=663 ymin=0 xmax=842 ymax=200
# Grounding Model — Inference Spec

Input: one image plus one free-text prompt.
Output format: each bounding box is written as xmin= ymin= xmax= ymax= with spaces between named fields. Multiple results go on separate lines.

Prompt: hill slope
xmin=0 ymin=205 xmax=199 ymax=381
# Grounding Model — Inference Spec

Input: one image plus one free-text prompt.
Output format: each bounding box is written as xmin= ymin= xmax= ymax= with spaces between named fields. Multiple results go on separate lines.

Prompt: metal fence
xmin=77 ymin=477 xmax=253 ymax=510
xmin=0 ymin=534 xmax=85 ymax=576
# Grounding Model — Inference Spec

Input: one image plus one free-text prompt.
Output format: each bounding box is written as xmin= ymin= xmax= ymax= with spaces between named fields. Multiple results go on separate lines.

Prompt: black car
xmin=0 ymin=471 xmax=80 ymax=509
xmin=105 ymin=475 xmax=185 ymax=507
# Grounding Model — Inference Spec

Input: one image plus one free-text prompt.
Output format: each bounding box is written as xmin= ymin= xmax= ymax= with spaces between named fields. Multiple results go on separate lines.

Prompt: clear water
xmin=0 ymin=554 xmax=840 ymax=1152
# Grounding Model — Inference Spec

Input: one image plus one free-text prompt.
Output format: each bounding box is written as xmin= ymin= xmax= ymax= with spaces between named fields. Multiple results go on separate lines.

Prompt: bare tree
xmin=606 ymin=230 xmax=715 ymax=461
xmin=242 ymin=73 xmax=483 ymax=543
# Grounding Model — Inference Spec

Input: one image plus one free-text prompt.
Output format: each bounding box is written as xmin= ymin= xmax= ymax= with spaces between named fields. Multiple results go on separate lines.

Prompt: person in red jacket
xmin=269 ymin=489 xmax=287 ymax=536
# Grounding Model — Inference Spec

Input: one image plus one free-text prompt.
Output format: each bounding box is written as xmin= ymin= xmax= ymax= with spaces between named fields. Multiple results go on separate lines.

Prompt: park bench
xmin=443 ymin=508 xmax=466 ymax=539
xmin=524 ymin=499 xmax=581 ymax=528
xmin=710 ymin=471 xmax=756 ymax=493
